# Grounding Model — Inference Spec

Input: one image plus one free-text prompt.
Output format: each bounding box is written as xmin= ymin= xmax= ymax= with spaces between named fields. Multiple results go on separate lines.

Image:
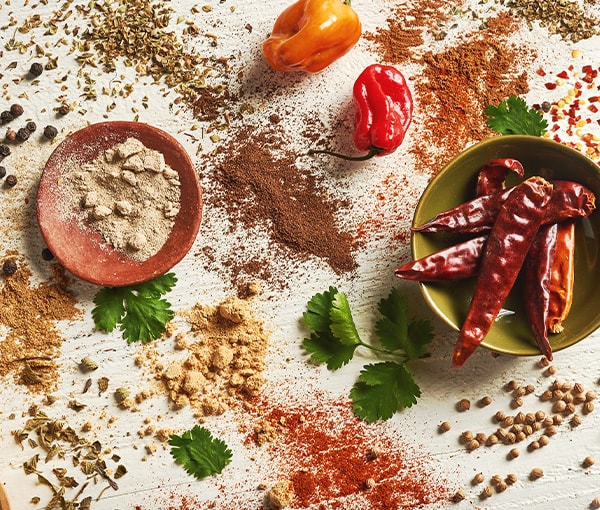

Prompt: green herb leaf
xmin=92 ymin=273 xmax=177 ymax=343
xmin=302 ymin=287 xmax=361 ymax=369
xmin=374 ymin=288 xmax=409 ymax=353
xmin=485 ymin=95 xmax=548 ymax=136
xmin=329 ymin=292 xmax=362 ymax=346
xmin=350 ymin=361 xmax=421 ymax=422
xmin=169 ymin=425 xmax=232 ymax=479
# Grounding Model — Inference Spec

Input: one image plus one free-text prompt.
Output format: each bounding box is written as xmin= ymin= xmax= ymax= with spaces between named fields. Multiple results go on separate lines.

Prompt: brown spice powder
xmin=0 ymin=259 xmax=82 ymax=392
xmin=205 ymin=125 xmax=357 ymax=276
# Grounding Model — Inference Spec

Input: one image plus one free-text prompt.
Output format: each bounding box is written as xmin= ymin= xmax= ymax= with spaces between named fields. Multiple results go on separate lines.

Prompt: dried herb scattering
xmin=0 ymin=260 xmax=82 ymax=391
xmin=13 ymin=404 xmax=124 ymax=508
xmin=206 ymin=126 xmax=357 ymax=276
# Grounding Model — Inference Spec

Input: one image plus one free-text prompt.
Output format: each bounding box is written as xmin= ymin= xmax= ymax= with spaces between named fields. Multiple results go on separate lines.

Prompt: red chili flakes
xmin=545 ymin=82 xmax=557 ymax=90
xmin=590 ymin=96 xmax=599 ymax=102
xmin=557 ymin=70 xmax=569 ymax=79
xmin=536 ymin=68 xmax=547 ymax=76
xmin=589 ymin=104 xmax=599 ymax=114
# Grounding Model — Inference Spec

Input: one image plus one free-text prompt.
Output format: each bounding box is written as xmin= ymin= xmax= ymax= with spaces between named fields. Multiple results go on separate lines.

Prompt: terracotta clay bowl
xmin=37 ymin=121 xmax=202 ymax=287
xmin=411 ymin=135 xmax=600 ymax=357
xmin=0 ymin=483 xmax=9 ymax=510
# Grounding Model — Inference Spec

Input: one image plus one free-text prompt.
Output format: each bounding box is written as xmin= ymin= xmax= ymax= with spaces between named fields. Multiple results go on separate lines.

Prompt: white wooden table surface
xmin=1 ymin=1 xmax=600 ymax=509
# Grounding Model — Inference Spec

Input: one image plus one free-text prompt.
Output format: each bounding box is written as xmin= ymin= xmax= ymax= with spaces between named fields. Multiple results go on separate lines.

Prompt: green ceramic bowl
xmin=412 ymin=135 xmax=600 ymax=357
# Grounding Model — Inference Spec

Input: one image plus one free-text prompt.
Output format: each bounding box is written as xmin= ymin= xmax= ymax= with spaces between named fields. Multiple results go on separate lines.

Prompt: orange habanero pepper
xmin=262 ymin=0 xmax=362 ymax=73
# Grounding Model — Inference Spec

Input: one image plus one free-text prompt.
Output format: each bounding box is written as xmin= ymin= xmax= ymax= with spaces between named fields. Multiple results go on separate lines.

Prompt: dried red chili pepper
xmin=395 ymin=236 xmax=487 ymax=281
xmin=413 ymin=180 xmax=595 ymax=234
xmin=309 ymin=64 xmax=413 ymax=160
xmin=548 ymin=221 xmax=576 ymax=333
xmin=475 ymin=158 xmax=524 ymax=196
xmin=523 ymin=223 xmax=558 ymax=361
xmin=452 ymin=177 xmax=553 ymax=368
xmin=262 ymin=0 xmax=362 ymax=73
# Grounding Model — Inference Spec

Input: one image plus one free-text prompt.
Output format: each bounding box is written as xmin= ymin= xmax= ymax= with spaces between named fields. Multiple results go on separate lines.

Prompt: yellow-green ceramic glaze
xmin=412 ymin=135 xmax=600 ymax=357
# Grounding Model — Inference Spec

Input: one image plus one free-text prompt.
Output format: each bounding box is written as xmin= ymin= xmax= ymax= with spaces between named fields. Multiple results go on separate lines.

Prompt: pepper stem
xmin=307 ymin=146 xmax=384 ymax=161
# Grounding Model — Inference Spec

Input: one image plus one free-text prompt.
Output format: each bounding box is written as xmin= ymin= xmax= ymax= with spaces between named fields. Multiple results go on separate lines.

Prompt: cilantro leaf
xmin=375 ymin=289 xmax=433 ymax=360
xmin=350 ymin=362 xmax=421 ymax=422
xmin=169 ymin=425 xmax=232 ymax=479
xmin=303 ymin=287 xmax=338 ymax=333
xmin=302 ymin=288 xmax=361 ymax=369
xmin=485 ymin=95 xmax=548 ymax=136
xmin=329 ymin=292 xmax=362 ymax=346
xmin=92 ymin=273 xmax=177 ymax=343
xmin=303 ymin=332 xmax=359 ymax=370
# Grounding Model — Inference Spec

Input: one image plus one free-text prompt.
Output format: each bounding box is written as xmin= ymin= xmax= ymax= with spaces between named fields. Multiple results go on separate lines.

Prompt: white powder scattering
xmin=60 ymin=137 xmax=181 ymax=261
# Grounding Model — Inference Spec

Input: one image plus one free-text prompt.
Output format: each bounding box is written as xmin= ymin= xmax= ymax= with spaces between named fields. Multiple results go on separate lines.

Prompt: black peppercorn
xmin=16 ymin=128 xmax=30 ymax=142
xmin=5 ymin=174 xmax=17 ymax=187
xmin=0 ymin=166 xmax=5 ymax=179
xmin=57 ymin=105 xmax=70 ymax=116
xmin=43 ymin=125 xmax=58 ymax=139
xmin=26 ymin=121 xmax=37 ymax=133
xmin=10 ymin=104 xmax=24 ymax=117
xmin=0 ymin=111 xmax=13 ymax=124
xmin=0 ymin=144 xmax=10 ymax=160
xmin=2 ymin=259 xmax=17 ymax=276
xmin=29 ymin=62 xmax=44 ymax=77
xmin=41 ymin=248 xmax=54 ymax=261
xmin=541 ymin=101 xmax=551 ymax=113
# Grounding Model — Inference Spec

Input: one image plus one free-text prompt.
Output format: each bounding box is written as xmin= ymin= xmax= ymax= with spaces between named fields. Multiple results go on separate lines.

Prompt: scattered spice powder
xmin=245 ymin=397 xmax=453 ymax=510
xmin=0 ymin=259 xmax=82 ymax=392
xmin=136 ymin=283 xmax=269 ymax=418
xmin=367 ymin=7 xmax=535 ymax=175
xmin=203 ymin=125 xmax=357 ymax=278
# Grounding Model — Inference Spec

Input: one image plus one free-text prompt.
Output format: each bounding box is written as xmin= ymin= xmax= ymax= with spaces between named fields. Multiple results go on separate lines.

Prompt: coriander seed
xmin=438 ymin=421 xmax=451 ymax=433
xmin=473 ymin=472 xmax=485 ymax=485
xmin=553 ymin=400 xmax=567 ymax=413
xmin=535 ymin=410 xmax=546 ymax=422
xmin=528 ymin=440 xmax=540 ymax=452
xmin=512 ymin=396 xmax=524 ymax=408
xmin=486 ymin=434 xmax=499 ymax=446
xmin=457 ymin=398 xmax=471 ymax=411
xmin=29 ymin=62 xmax=44 ymax=77
xmin=586 ymin=390 xmax=597 ymax=401
xmin=573 ymin=383 xmax=585 ymax=394
xmin=584 ymin=401 xmax=595 ymax=415
xmin=507 ymin=447 xmax=520 ymax=460
xmin=475 ymin=432 xmax=487 ymax=444
xmin=530 ymin=467 xmax=544 ymax=480
xmin=583 ymin=456 xmax=595 ymax=468
xmin=515 ymin=412 xmax=526 ymax=424
xmin=553 ymin=414 xmax=563 ymax=425
xmin=494 ymin=410 xmax=506 ymax=422
xmin=461 ymin=430 xmax=474 ymax=442
xmin=538 ymin=435 xmax=550 ymax=447
xmin=506 ymin=473 xmax=517 ymax=485
xmin=538 ymin=355 xmax=551 ymax=366
xmin=495 ymin=481 xmax=508 ymax=493
xmin=592 ymin=497 xmax=600 ymax=509
xmin=364 ymin=478 xmax=376 ymax=489
xmin=506 ymin=380 xmax=519 ymax=391
xmin=466 ymin=439 xmax=480 ymax=451
xmin=5 ymin=174 xmax=17 ymax=187
xmin=546 ymin=365 xmax=558 ymax=376
xmin=491 ymin=474 xmax=503 ymax=486
xmin=452 ymin=488 xmax=466 ymax=503
xmin=479 ymin=396 xmax=492 ymax=407
xmin=2 ymin=259 xmax=17 ymax=275
xmin=481 ymin=486 xmax=493 ymax=498
xmin=5 ymin=128 xmax=17 ymax=142
xmin=540 ymin=389 xmax=553 ymax=401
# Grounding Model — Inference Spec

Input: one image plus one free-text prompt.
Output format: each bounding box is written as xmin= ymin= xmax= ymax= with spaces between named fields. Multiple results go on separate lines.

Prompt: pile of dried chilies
xmin=396 ymin=158 xmax=596 ymax=367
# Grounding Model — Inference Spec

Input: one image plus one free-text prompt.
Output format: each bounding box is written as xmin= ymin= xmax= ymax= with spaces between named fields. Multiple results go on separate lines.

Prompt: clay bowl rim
xmin=36 ymin=121 xmax=202 ymax=287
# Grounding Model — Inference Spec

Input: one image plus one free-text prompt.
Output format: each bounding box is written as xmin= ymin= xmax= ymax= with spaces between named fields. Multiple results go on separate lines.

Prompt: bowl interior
xmin=37 ymin=121 xmax=202 ymax=287
xmin=412 ymin=135 xmax=600 ymax=356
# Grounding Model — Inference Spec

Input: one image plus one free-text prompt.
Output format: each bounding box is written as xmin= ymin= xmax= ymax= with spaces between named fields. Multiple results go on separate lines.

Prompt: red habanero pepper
xmin=395 ymin=236 xmax=487 ymax=281
xmin=262 ymin=0 xmax=361 ymax=73
xmin=308 ymin=64 xmax=413 ymax=160
xmin=413 ymin=180 xmax=595 ymax=234
xmin=523 ymin=223 xmax=558 ymax=361
xmin=548 ymin=220 xmax=576 ymax=334
xmin=452 ymin=177 xmax=553 ymax=368
xmin=475 ymin=158 xmax=524 ymax=196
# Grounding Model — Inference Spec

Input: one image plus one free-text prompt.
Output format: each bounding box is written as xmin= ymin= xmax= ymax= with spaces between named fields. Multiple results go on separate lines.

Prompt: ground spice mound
xmin=246 ymin=399 xmax=453 ymax=510
xmin=204 ymin=126 xmax=357 ymax=276
xmin=137 ymin=284 xmax=269 ymax=418
xmin=0 ymin=259 xmax=82 ymax=392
